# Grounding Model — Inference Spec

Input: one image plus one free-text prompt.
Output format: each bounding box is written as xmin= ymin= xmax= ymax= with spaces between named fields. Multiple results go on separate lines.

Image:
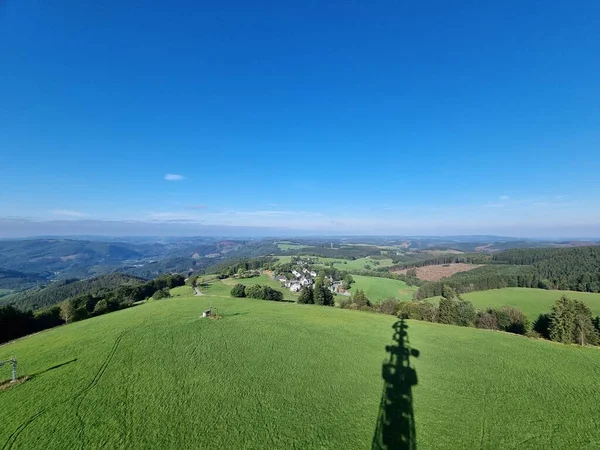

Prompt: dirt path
xmin=193 ymin=287 xmax=204 ymax=296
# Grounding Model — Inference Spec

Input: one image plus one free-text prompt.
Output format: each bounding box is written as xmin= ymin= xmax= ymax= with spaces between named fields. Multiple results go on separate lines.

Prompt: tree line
xmin=390 ymin=253 xmax=492 ymax=271
xmin=230 ymin=284 xmax=284 ymax=301
xmin=208 ymin=257 xmax=279 ymax=277
xmin=0 ymin=274 xmax=185 ymax=344
xmin=401 ymin=289 xmax=600 ymax=347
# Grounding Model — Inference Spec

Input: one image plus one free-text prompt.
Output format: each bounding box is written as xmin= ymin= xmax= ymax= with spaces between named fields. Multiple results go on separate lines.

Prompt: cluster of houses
xmin=276 ymin=268 xmax=347 ymax=294
xmin=277 ymin=268 xmax=318 ymax=292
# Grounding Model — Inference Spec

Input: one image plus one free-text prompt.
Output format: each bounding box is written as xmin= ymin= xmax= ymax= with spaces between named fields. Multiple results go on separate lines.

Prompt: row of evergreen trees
xmin=416 ymin=246 xmax=600 ymax=297
xmin=296 ymin=277 xmax=335 ymax=306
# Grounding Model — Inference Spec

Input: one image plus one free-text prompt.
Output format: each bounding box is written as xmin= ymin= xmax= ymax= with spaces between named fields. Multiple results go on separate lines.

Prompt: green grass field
xmin=461 ymin=288 xmax=600 ymax=320
xmin=349 ymin=275 xmax=417 ymax=302
xmin=169 ymin=285 xmax=195 ymax=297
xmin=2 ymin=295 xmax=600 ymax=449
xmin=276 ymin=242 xmax=313 ymax=250
xmin=274 ymin=255 xmax=293 ymax=264
xmin=331 ymin=257 xmax=395 ymax=271
xmin=199 ymin=275 xmax=297 ymax=301
xmin=0 ymin=289 xmax=14 ymax=298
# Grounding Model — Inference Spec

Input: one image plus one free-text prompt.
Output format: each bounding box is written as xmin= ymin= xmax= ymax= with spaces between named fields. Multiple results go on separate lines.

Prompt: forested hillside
xmin=0 ymin=273 xmax=145 ymax=310
xmin=390 ymin=253 xmax=492 ymax=270
xmin=418 ymin=246 xmax=600 ymax=298
xmin=0 ymin=268 xmax=47 ymax=290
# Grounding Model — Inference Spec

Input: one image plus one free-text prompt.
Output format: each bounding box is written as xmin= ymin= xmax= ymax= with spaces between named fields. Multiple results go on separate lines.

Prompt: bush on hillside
xmin=438 ymin=297 xmax=459 ymax=325
xmin=245 ymin=285 xmax=284 ymax=301
xmin=475 ymin=311 xmax=498 ymax=330
xmin=456 ymin=300 xmax=477 ymax=327
xmin=152 ymin=288 xmax=171 ymax=300
xmin=397 ymin=301 xmax=438 ymax=322
xmin=485 ymin=306 xmax=529 ymax=335
xmin=375 ymin=298 xmax=400 ymax=315
xmin=230 ymin=284 xmax=246 ymax=298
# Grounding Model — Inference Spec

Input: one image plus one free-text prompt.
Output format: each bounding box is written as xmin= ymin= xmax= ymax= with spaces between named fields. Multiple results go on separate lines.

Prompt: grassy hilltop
xmin=1 ymin=294 xmax=600 ymax=449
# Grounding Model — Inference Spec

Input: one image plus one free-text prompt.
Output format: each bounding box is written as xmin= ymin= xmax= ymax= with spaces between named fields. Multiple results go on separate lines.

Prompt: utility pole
xmin=0 ymin=357 xmax=17 ymax=383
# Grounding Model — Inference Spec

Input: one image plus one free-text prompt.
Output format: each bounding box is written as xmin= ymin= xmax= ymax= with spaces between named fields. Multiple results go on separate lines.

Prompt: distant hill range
xmin=0 ymin=273 xmax=145 ymax=310
xmin=0 ymin=238 xmax=264 ymax=291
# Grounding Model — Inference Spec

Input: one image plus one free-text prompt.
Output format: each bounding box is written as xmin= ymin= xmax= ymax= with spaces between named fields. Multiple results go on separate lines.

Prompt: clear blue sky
xmin=1 ymin=0 xmax=599 ymax=237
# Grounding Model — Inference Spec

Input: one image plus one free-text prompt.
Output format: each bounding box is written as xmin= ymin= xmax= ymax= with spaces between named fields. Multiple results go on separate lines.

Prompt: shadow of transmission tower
xmin=371 ymin=319 xmax=420 ymax=450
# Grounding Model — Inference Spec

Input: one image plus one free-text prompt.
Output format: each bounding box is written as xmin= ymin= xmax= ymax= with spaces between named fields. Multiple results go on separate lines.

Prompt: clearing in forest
xmin=394 ymin=263 xmax=483 ymax=281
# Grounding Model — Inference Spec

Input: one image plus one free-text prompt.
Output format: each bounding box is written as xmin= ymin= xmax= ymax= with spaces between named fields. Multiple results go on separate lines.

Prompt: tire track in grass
xmin=2 ymin=318 xmax=149 ymax=450
xmin=2 ymin=409 xmax=47 ymax=450
xmin=73 ymin=330 xmax=129 ymax=449
xmin=2 ymin=331 xmax=129 ymax=450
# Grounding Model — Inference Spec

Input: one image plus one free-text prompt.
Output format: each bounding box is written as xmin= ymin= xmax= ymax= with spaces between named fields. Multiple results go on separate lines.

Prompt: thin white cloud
xmin=51 ymin=209 xmax=88 ymax=218
xmin=164 ymin=174 xmax=185 ymax=181
xmin=267 ymin=203 xmax=279 ymax=208
xmin=500 ymin=195 xmax=510 ymax=201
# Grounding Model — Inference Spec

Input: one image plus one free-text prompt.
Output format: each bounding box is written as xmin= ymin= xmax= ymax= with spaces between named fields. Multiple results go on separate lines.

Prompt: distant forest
xmin=417 ymin=246 xmax=600 ymax=298
xmin=1 ymin=273 xmax=145 ymax=310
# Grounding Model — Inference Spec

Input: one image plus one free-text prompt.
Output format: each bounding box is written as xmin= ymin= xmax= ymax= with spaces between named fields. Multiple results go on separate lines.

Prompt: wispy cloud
xmin=164 ymin=174 xmax=185 ymax=181
xmin=51 ymin=209 xmax=88 ymax=218
xmin=189 ymin=204 xmax=207 ymax=210
xmin=267 ymin=203 xmax=279 ymax=208
xmin=499 ymin=195 xmax=510 ymax=201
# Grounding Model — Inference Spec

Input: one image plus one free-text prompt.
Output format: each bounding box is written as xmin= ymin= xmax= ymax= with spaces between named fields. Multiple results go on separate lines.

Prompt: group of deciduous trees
xmin=230 ymin=284 xmax=284 ymax=301
xmin=400 ymin=287 xmax=600 ymax=347
xmin=400 ymin=285 xmax=531 ymax=334
xmin=210 ymin=257 xmax=279 ymax=277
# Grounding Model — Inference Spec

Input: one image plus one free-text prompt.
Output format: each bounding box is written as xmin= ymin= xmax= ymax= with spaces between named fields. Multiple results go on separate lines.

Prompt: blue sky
xmin=1 ymin=0 xmax=599 ymax=237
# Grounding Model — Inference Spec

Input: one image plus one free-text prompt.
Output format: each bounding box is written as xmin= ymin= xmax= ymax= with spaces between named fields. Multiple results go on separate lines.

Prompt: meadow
xmin=2 ymin=295 xmax=600 ymax=449
xmin=331 ymin=257 xmax=395 ymax=271
xmin=0 ymin=289 xmax=13 ymax=298
xmin=275 ymin=242 xmax=313 ymax=251
xmin=199 ymin=274 xmax=297 ymax=301
xmin=461 ymin=287 xmax=600 ymax=320
xmin=349 ymin=275 xmax=417 ymax=302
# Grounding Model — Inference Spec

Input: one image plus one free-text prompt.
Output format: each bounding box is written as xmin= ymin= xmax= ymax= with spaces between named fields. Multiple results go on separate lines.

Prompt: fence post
xmin=11 ymin=357 xmax=17 ymax=383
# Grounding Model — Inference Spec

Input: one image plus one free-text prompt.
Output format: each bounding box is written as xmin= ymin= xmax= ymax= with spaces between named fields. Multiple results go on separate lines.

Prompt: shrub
xmin=456 ymin=300 xmax=476 ymax=327
xmin=397 ymin=301 xmax=421 ymax=320
xmin=438 ymin=297 xmax=458 ymax=325
xmin=152 ymin=288 xmax=171 ymax=300
xmin=475 ymin=311 xmax=498 ymax=330
xmin=484 ymin=306 xmax=529 ymax=335
xmin=376 ymin=298 xmax=400 ymax=315
xmin=245 ymin=284 xmax=284 ymax=302
xmin=351 ymin=289 xmax=371 ymax=309
xmin=417 ymin=301 xmax=439 ymax=322
xmin=230 ymin=284 xmax=246 ymax=298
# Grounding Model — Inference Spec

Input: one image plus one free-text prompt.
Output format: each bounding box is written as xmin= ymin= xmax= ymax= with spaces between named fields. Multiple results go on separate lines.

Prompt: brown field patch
xmin=393 ymin=263 xmax=483 ymax=281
